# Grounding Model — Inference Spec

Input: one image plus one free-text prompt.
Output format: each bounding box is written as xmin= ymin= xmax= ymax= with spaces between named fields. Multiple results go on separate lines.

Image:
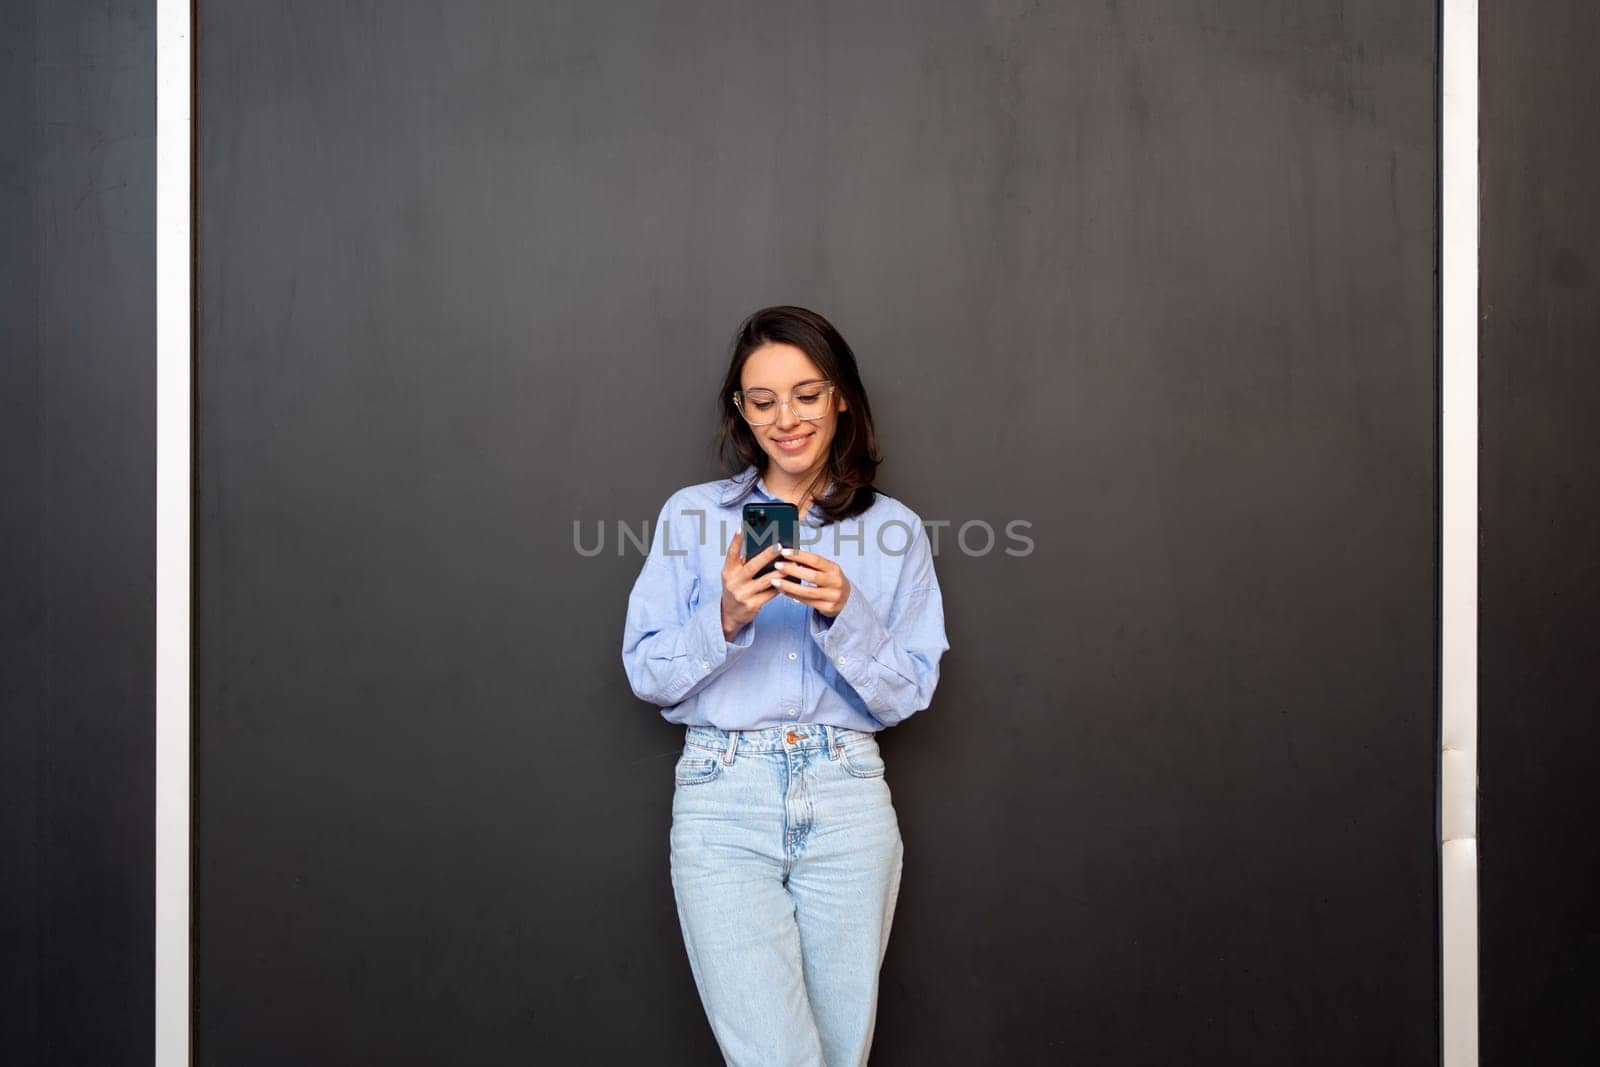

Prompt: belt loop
xmin=824 ymin=724 xmax=838 ymax=759
xmin=722 ymin=728 xmax=738 ymax=765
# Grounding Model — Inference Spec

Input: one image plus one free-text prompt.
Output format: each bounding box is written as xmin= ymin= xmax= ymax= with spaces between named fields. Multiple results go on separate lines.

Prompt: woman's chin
xmin=770 ymin=451 xmax=812 ymax=471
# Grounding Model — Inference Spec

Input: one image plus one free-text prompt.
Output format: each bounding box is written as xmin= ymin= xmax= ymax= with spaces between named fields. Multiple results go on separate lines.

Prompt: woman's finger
xmin=772 ymin=559 xmax=826 ymax=585
xmin=774 ymin=582 xmax=841 ymax=614
xmin=777 ymin=548 xmax=835 ymax=573
xmin=734 ymin=573 xmax=784 ymax=605
xmin=769 ymin=576 xmax=828 ymax=600
xmin=784 ymin=582 xmax=848 ymax=618
xmin=738 ymin=543 xmax=783 ymax=580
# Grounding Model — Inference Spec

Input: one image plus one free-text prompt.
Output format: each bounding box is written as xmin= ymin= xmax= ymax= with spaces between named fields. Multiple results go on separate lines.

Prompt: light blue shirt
xmin=621 ymin=464 xmax=950 ymax=732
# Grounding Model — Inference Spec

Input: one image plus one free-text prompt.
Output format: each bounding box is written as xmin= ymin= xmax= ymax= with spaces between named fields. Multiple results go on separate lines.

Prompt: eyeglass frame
xmin=730 ymin=380 xmax=838 ymax=426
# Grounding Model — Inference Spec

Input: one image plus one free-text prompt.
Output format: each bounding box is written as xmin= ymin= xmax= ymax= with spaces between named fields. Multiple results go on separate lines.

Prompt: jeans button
xmin=785 ymin=730 xmax=799 ymax=744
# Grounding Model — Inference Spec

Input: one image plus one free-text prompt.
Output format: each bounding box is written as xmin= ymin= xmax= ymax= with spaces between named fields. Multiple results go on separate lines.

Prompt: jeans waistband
xmin=684 ymin=723 xmax=877 ymax=762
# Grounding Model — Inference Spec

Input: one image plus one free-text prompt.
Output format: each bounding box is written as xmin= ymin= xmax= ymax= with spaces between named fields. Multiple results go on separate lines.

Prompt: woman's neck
xmin=761 ymin=462 xmax=826 ymax=514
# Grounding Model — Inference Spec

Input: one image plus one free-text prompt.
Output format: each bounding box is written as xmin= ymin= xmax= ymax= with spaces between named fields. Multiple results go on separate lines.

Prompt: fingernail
xmin=781 ymin=548 xmax=795 ymax=556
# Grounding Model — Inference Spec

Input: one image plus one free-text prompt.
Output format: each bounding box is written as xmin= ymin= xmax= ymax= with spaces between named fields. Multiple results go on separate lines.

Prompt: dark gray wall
xmin=196 ymin=2 xmax=1438 ymax=1063
xmin=1 ymin=1 xmax=157 ymax=1064
xmin=1480 ymin=4 xmax=1600 ymax=1063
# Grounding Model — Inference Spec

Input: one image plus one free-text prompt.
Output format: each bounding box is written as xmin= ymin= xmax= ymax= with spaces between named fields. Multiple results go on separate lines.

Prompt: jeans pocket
xmin=674 ymin=748 xmax=724 ymax=786
xmin=838 ymin=739 xmax=886 ymax=779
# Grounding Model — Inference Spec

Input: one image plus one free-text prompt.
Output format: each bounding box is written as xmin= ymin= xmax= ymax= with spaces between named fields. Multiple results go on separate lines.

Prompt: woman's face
xmin=739 ymin=343 xmax=847 ymax=482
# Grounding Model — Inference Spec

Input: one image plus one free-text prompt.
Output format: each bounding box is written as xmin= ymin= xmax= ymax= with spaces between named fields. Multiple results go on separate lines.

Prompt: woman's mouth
xmin=772 ymin=433 xmax=813 ymax=453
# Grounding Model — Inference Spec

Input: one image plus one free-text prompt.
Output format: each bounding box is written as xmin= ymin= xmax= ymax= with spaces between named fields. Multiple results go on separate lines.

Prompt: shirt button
xmin=700 ymin=660 xmax=710 ymax=669
xmin=838 ymin=656 xmax=848 ymax=664
xmin=787 ymin=652 xmax=797 ymax=660
xmin=786 ymin=707 xmax=799 ymax=719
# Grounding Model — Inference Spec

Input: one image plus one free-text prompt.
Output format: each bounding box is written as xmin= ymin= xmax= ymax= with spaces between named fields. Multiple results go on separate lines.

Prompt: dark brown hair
xmin=714 ymin=305 xmax=881 ymax=524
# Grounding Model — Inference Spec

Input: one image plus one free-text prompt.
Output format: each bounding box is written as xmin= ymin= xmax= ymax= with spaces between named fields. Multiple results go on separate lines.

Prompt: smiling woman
xmin=620 ymin=305 xmax=949 ymax=1066
xmin=715 ymin=306 xmax=882 ymax=526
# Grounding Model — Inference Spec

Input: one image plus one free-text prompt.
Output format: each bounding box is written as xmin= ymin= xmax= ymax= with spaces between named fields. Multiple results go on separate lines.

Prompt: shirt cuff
xmin=683 ymin=588 xmax=754 ymax=676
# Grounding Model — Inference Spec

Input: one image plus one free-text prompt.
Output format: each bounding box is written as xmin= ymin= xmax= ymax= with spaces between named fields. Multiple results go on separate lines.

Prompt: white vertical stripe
xmin=156 ymin=0 xmax=192 ymax=1063
xmin=1440 ymin=2 xmax=1479 ymax=1065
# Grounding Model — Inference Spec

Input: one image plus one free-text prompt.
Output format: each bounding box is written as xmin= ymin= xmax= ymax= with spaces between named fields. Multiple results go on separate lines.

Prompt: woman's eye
xmin=750 ymin=400 xmax=774 ymax=410
xmin=796 ymin=393 xmax=822 ymax=404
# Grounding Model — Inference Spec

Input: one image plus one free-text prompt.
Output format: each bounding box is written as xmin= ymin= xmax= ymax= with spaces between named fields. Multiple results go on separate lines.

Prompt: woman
xmin=621 ymin=305 xmax=950 ymax=1066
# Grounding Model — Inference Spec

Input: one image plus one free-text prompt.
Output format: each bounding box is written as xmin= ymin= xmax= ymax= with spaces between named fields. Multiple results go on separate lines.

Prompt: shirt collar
xmin=735 ymin=463 xmax=832 ymax=521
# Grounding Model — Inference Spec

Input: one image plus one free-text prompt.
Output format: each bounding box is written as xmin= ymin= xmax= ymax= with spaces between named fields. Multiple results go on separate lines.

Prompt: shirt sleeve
xmin=621 ymin=493 xmax=755 ymax=708
xmin=807 ymin=518 xmax=949 ymax=727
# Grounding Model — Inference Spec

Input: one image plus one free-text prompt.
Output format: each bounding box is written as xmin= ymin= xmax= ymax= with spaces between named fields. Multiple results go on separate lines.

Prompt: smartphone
xmin=742 ymin=502 xmax=801 ymax=582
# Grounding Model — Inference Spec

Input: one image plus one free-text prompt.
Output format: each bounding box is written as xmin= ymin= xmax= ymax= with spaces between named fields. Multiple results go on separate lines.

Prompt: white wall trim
xmin=156 ymin=0 xmax=192 ymax=1063
xmin=1440 ymin=2 xmax=1479 ymax=1064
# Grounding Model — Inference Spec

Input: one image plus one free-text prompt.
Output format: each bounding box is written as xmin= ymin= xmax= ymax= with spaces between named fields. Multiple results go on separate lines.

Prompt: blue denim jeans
xmin=669 ymin=723 xmax=905 ymax=1067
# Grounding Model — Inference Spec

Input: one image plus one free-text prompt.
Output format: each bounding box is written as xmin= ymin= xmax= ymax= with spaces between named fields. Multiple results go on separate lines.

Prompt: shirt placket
xmin=752 ymin=490 xmax=809 ymax=724
xmin=789 ymin=600 xmax=805 ymax=721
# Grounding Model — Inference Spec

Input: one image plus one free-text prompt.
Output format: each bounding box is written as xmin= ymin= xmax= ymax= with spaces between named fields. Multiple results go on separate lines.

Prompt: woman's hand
xmin=769 ymin=548 xmax=852 ymax=619
xmin=720 ymin=532 xmax=783 ymax=642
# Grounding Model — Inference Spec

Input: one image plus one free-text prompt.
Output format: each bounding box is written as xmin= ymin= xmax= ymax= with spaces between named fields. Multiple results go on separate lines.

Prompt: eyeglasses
xmin=731 ymin=381 xmax=836 ymax=426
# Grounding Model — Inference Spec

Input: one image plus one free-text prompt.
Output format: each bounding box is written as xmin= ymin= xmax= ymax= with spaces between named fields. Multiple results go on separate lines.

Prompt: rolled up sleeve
xmin=621 ymin=495 xmax=754 ymax=708
xmin=808 ymin=521 xmax=949 ymax=727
